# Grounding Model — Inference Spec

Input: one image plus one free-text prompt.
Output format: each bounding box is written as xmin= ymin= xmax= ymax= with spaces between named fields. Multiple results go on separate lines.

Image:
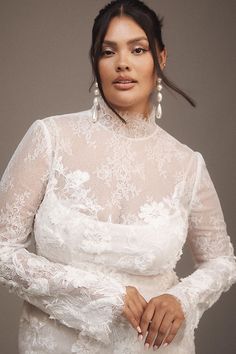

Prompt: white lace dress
xmin=0 ymin=99 xmax=235 ymax=354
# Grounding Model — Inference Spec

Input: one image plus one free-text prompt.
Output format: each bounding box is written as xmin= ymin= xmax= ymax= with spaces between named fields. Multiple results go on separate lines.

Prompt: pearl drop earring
xmin=155 ymin=78 xmax=163 ymax=119
xmin=92 ymin=82 xmax=100 ymax=123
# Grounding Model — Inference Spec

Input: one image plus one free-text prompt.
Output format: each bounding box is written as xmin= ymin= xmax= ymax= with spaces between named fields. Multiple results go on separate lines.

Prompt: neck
xmin=95 ymin=96 xmax=158 ymax=139
xmin=108 ymin=100 xmax=152 ymax=120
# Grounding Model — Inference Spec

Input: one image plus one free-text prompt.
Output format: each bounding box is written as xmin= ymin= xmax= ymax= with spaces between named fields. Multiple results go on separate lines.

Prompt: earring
xmin=92 ymin=82 xmax=100 ymax=123
xmin=156 ymin=78 xmax=162 ymax=119
xmin=155 ymin=78 xmax=163 ymax=119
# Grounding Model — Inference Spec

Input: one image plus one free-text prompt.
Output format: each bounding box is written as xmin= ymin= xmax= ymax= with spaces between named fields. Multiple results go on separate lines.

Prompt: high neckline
xmin=95 ymin=97 xmax=159 ymax=140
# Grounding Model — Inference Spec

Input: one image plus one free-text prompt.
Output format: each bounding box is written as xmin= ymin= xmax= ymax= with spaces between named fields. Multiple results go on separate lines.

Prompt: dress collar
xmin=95 ymin=97 xmax=158 ymax=139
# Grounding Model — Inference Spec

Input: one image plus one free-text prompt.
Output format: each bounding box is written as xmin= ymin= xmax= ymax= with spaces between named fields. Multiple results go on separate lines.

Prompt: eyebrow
xmin=102 ymin=37 xmax=149 ymax=46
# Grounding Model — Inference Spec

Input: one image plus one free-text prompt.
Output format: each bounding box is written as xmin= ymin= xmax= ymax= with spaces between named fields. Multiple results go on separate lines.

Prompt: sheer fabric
xmin=0 ymin=98 xmax=235 ymax=353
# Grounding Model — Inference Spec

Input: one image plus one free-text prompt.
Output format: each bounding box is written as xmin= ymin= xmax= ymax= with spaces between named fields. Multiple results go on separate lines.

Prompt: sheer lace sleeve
xmin=0 ymin=120 xmax=126 ymax=344
xmin=166 ymin=152 xmax=236 ymax=331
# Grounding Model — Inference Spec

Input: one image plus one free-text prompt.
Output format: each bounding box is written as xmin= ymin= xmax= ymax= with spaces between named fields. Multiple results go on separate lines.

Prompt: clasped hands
xmin=122 ymin=286 xmax=185 ymax=351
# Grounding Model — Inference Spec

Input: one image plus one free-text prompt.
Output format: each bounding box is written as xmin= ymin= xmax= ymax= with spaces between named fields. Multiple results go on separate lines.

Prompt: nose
xmin=115 ymin=52 xmax=131 ymax=72
xmin=116 ymin=63 xmax=130 ymax=72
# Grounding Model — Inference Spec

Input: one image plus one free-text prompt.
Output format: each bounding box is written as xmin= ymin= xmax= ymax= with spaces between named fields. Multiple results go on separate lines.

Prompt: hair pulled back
xmin=89 ymin=0 xmax=195 ymax=122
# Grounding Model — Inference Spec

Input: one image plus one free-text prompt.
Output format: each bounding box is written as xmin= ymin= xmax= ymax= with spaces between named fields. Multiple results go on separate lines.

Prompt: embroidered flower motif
xmin=139 ymin=199 xmax=172 ymax=224
xmin=134 ymin=252 xmax=156 ymax=272
xmin=65 ymin=170 xmax=90 ymax=189
xmin=81 ymin=226 xmax=111 ymax=254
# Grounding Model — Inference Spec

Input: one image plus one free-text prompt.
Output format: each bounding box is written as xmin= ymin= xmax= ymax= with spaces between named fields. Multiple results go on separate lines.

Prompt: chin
xmin=107 ymin=95 xmax=141 ymax=111
xmin=110 ymin=101 xmax=137 ymax=112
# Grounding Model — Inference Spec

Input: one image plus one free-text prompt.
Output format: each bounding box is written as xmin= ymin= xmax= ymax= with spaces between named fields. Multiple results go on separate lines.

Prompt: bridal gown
xmin=0 ymin=98 xmax=236 ymax=354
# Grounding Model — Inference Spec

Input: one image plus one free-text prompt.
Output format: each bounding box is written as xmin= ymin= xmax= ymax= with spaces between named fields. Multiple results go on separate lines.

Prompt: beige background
xmin=0 ymin=1 xmax=235 ymax=353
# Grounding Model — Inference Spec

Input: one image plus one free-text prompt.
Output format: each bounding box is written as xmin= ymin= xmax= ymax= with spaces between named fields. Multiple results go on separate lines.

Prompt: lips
xmin=114 ymin=80 xmax=134 ymax=83
xmin=113 ymin=76 xmax=137 ymax=84
xmin=112 ymin=76 xmax=137 ymax=90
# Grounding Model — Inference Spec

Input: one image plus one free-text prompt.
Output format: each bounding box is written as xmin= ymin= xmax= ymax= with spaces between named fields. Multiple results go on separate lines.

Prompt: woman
xmin=0 ymin=0 xmax=235 ymax=353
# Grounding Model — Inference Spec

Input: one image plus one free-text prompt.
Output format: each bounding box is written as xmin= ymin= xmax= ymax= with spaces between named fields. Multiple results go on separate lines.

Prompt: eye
xmin=101 ymin=49 xmax=114 ymax=57
xmin=132 ymin=47 xmax=148 ymax=55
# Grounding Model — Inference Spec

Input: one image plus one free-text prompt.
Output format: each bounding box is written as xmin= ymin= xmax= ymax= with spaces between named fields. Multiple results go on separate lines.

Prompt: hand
xmin=139 ymin=294 xmax=185 ymax=350
xmin=122 ymin=286 xmax=147 ymax=333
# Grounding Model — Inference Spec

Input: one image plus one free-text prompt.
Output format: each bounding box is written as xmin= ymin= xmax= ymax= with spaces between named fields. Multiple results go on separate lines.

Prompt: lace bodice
xmin=0 ymin=99 xmax=236 ymax=352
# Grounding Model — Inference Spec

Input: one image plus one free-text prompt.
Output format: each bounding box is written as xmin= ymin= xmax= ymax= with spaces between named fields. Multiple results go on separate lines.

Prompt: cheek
xmin=98 ymin=60 xmax=112 ymax=83
xmin=137 ymin=56 xmax=155 ymax=84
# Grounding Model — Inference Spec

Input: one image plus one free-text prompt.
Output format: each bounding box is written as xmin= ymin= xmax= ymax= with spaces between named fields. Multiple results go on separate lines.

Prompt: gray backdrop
xmin=0 ymin=1 xmax=235 ymax=353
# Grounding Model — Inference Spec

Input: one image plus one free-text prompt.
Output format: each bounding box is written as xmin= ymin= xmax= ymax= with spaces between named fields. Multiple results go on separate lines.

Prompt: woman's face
xmin=98 ymin=16 xmax=165 ymax=116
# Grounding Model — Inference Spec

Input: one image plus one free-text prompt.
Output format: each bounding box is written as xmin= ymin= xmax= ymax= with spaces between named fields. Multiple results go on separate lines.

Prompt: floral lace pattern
xmin=97 ymin=96 xmax=158 ymax=139
xmin=0 ymin=100 xmax=236 ymax=353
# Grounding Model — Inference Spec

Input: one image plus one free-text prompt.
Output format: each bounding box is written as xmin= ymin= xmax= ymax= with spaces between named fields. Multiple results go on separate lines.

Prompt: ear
xmin=159 ymin=47 xmax=167 ymax=70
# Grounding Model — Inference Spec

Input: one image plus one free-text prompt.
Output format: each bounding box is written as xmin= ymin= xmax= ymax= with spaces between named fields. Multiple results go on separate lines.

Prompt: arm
xmin=0 ymin=119 xmax=126 ymax=344
xmin=165 ymin=152 xmax=236 ymax=331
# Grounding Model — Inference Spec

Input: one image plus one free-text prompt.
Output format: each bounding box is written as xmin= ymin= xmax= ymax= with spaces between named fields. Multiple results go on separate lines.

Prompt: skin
xmin=98 ymin=15 xmax=166 ymax=117
xmin=98 ymin=16 xmax=185 ymax=350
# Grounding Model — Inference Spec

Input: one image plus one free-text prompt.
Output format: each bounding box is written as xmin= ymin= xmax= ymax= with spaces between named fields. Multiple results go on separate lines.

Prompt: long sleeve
xmin=166 ymin=152 xmax=236 ymax=331
xmin=0 ymin=119 xmax=126 ymax=344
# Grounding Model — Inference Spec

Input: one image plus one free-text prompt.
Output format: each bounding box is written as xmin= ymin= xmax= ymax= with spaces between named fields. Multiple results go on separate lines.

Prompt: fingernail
xmin=137 ymin=326 xmax=142 ymax=333
xmin=144 ymin=343 xmax=150 ymax=350
xmin=153 ymin=345 xmax=158 ymax=351
xmin=163 ymin=342 xmax=168 ymax=347
xmin=138 ymin=334 xmax=143 ymax=341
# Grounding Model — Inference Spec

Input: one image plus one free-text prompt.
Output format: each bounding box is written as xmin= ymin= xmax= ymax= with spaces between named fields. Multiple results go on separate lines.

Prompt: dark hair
xmin=89 ymin=0 xmax=196 ymax=123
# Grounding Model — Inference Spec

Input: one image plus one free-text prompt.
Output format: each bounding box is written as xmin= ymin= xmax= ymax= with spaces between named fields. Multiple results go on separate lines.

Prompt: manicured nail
xmin=138 ymin=334 xmax=143 ymax=341
xmin=144 ymin=343 xmax=150 ymax=350
xmin=137 ymin=326 xmax=142 ymax=333
xmin=153 ymin=345 xmax=158 ymax=351
xmin=163 ymin=342 xmax=168 ymax=347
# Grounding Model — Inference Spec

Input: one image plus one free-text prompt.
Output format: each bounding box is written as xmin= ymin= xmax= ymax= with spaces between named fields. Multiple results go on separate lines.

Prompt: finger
xmin=158 ymin=322 xmax=173 ymax=348
xmin=123 ymin=305 xmax=140 ymax=333
xmin=137 ymin=292 xmax=148 ymax=310
xmin=144 ymin=308 xmax=166 ymax=348
xmin=133 ymin=294 xmax=146 ymax=319
xmin=139 ymin=301 xmax=156 ymax=337
xmin=164 ymin=318 xmax=183 ymax=345
xmin=153 ymin=312 xmax=174 ymax=348
xmin=125 ymin=286 xmax=147 ymax=318
xmin=128 ymin=300 xmax=141 ymax=322
xmin=159 ymin=312 xmax=175 ymax=338
xmin=133 ymin=297 xmax=146 ymax=337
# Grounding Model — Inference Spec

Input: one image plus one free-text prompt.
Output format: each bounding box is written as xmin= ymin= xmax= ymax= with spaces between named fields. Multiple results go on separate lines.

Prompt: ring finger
xmin=143 ymin=309 xmax=166 ymax=347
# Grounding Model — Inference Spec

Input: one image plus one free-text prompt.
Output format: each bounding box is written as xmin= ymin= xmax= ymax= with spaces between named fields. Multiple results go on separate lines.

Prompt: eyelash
xmin=101 ymin=47 xmax=148 ymax=57
xmin=133 ymin=47 xmax=148 ymax=55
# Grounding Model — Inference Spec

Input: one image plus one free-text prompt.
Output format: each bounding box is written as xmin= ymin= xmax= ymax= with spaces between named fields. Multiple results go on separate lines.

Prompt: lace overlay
xmin=0 ymin=100 xmax=236 ymax=354
xmin=97 ymin=97 xmax=158 ymax=139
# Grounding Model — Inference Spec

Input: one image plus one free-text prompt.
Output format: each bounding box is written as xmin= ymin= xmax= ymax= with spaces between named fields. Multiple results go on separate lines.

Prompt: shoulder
xmin=23 ymin=108 xmax=93 ymax=153
xmin=32 ymin=108 xmax=92 ymax=139
xmin=40 ymin=108 xmax=92 ymax=129
xmin=157 ymin=125 xmax=197 ymax=156
xmin=156 ymin=125 xmax=205 ymax=172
